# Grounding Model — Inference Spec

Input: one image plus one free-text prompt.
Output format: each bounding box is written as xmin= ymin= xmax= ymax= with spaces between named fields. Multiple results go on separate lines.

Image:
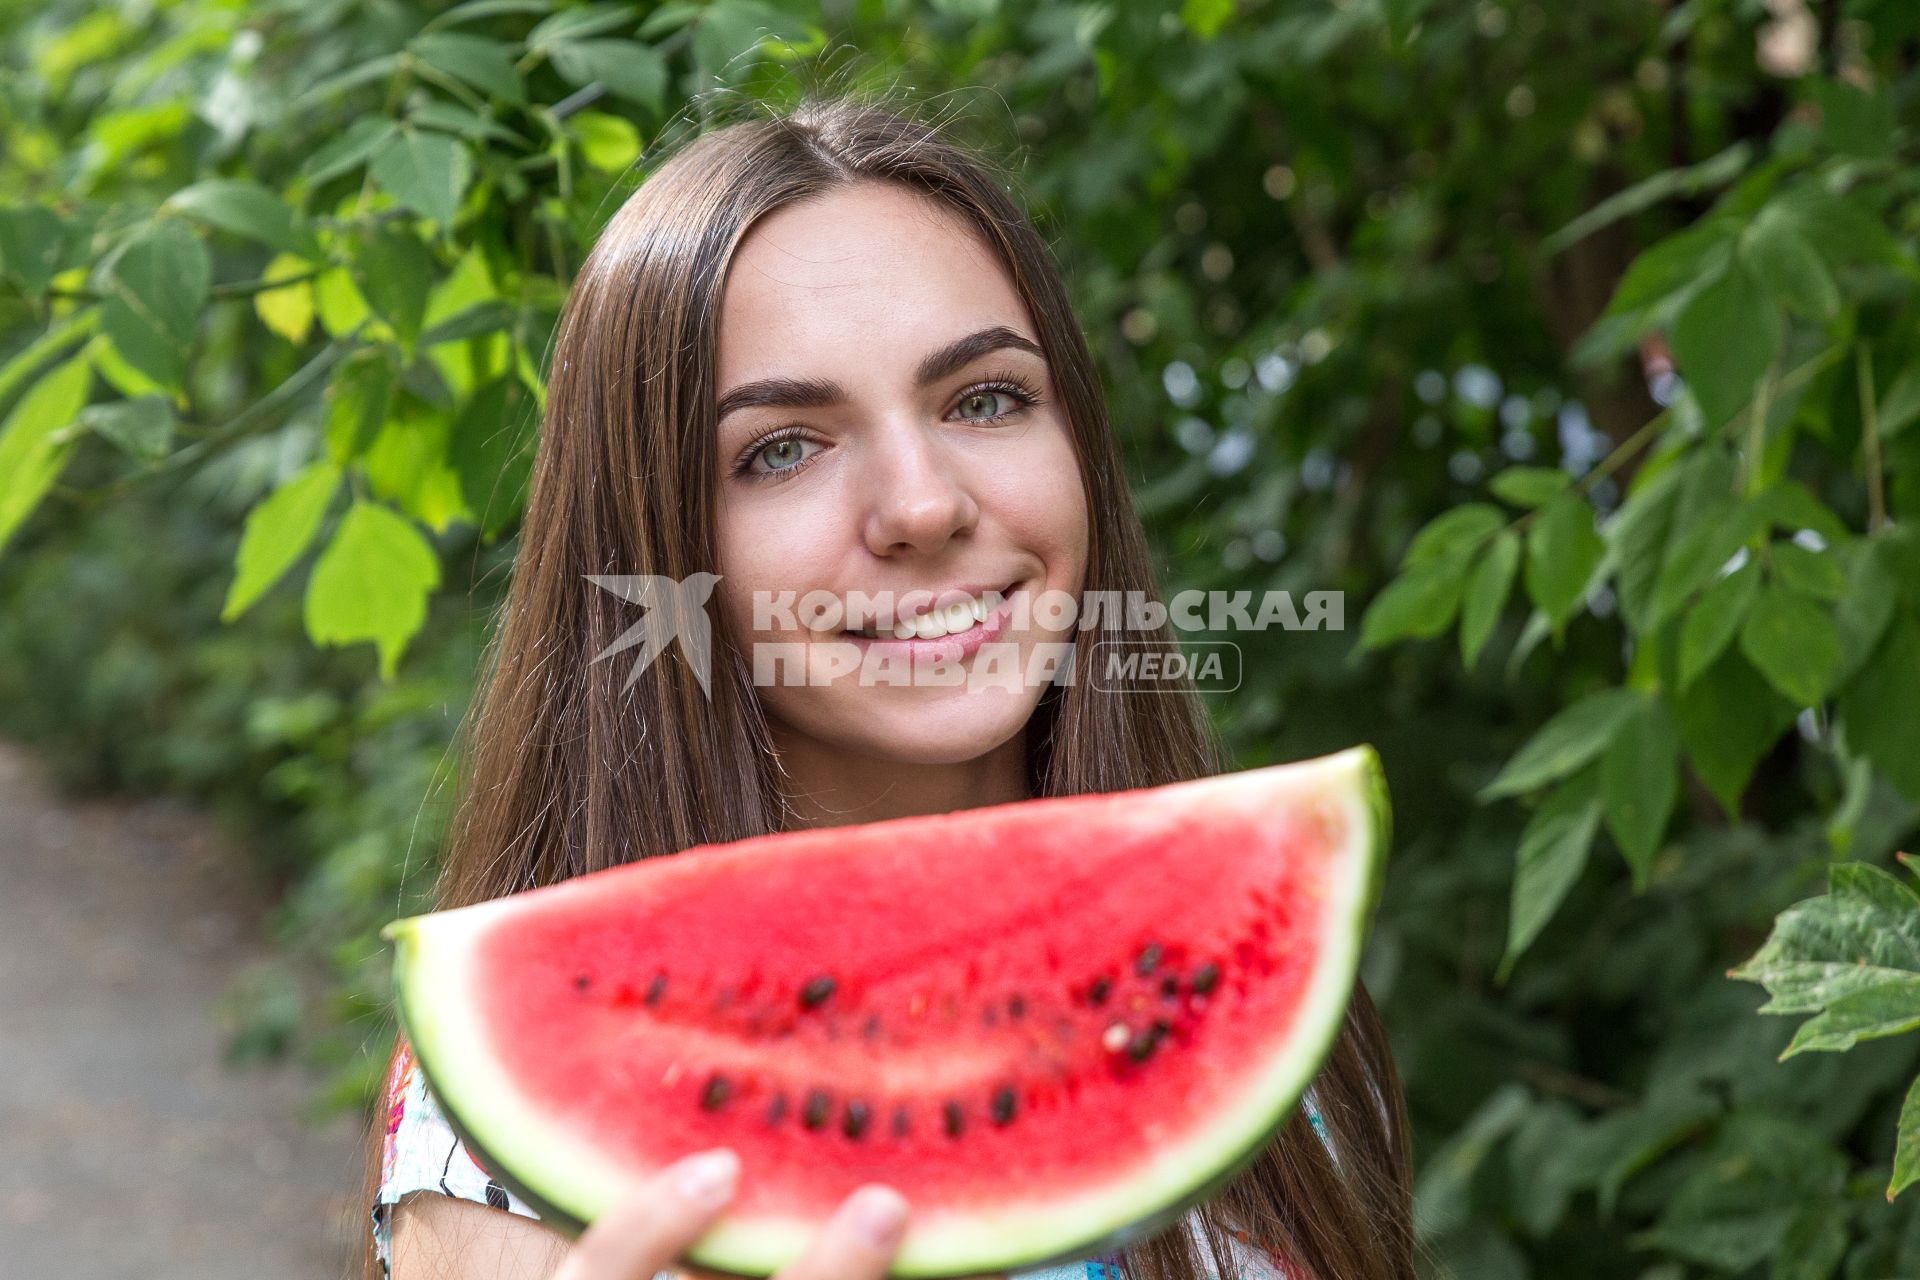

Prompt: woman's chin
xmin=829 ymin=691 xmax=1036 ymax=766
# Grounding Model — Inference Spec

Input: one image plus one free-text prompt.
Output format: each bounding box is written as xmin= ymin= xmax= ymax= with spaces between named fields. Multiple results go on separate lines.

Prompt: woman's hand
xmin=552 ymin=1149 xmax=910 ymax=1280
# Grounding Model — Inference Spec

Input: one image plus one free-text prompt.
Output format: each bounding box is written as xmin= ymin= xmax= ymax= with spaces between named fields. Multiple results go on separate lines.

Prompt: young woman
xmin=363 ymin=93 xmax=1415 ymax=1280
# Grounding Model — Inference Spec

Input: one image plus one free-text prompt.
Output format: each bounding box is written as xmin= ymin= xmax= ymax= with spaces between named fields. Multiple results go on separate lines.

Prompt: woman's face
xmin=712 ymin=181 xmax=1090 ymax=769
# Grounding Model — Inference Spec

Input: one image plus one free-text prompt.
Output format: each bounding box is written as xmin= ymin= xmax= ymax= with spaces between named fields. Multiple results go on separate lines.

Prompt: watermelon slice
xmin=384 ymin=745 xmax=1389 ymax=1276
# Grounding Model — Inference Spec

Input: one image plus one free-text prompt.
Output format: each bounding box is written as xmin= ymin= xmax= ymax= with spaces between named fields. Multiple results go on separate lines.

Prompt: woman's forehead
xmin=715 ymin=184 xmax=1028 ymax=384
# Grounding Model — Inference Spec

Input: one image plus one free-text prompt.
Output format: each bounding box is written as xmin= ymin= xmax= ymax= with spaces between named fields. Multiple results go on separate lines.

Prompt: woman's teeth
xmin=847 ymin=595 xmax=991 ymax=640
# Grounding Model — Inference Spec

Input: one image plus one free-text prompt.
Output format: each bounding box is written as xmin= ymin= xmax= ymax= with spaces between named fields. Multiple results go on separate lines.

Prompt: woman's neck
xmin=769 ymin=724 xmax=1030 ymax=830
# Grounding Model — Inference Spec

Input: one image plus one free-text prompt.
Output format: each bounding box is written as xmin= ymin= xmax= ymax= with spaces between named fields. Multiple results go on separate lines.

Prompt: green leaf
xmin=324 ymin=348 xmax=396 ymax=464
xmin=429 ymin=0 xmax=557 ymax=29
xmin=1838 ymin=618 xmax=1920 ymax=803
xmin=369 ymin=130 xmax=472 ymax=227
xmin=1605 ymin=456 xmax=1687 ymax=633
xmin=421 ymin=245 xmax=501 ymax=338
xmin=1893 ymin=1074 xmax=1920 ymax=1201
xmin=1740 ymin=206 xmax=1840 ymax=323
xmin=314 ymin=265 xmax=372 ymax=339
xmin=571 ymin=110 xmax=641 ymax=172
xmin=1732 ymin=860 xmax=1920 ymax=1054
xmin=1777 ymin=1204 xmax=1849 ymax=1279
xmin=1600 ymin=221 xmax=1733 ymax=319
xmin=0 ymin=204 xmax=71 ymax=295
xmin=1876 ymin=360 xmax=1920 ymax=443
xmin=254 ymin=251 xmax=318 ymax=346
xmin=1358 ymin=549 xmax=1473 ymax=650
xmin=1649 ymin=495 xmax=1767 ymax=632
xmin=1460 ymin=530 xmax=1519 ymax=669
xmin=549 ymin=39 xmax=668 ymax=112
xmin=1551 ymin=148 xmax=1750 ymax=261
xmin=1677 ymin=560 xmax=1759 ymax=691
xmin=1812 ymin=78 xmax=1893 ymax=159
xmin=1602 ymin=695 xmax=1679 ymax=890
xmin=1179 ymin=0 xmax=1235 ymax=39
xmin=1523 ymin=492 xmax=1603 ymax=629
xmin=1629 ymin=1114 xmax=1846 ymax=1270
xmin=410 ymin=101 xmax=531 ymax=147
xmin=1412 ymin=1084 xmax=1532 ymax=1240
xmin=693 ymin=0 xmax=809 ymax=74
xmin=1489 ymin=466 xmax=1569 ymax=508
xmin=1780 ymin=974 xmax=1920 ymax=1058
xmin=410 ymin=32 xmax=525 ymax=103
xmin=1499 ymin=773 xmax=1603 ymax=979
xmin=1835 ymin=540 xmax=1900 ymax=684
xmin=303 ymin=500 xmax=442 ymax=679
xmin=1671 ymin=265 xmax=1782 ymax=432
xmin=1771 ymin=541 xmax=1848 ymax=601
xmin=1738 ymin=583 xmax=1841 ymax=707
xmin=1753 ymin=479 xmax=1851 ymax=545
xmin=1776 ymin=184 xmax=1908 ymax=271
xmin=101 ymin=221 xmax=210 ymax=389
xmin=1404 ymin=502 xmax=1504 ymax=568
xmin=165 ymin=180 xmax=320 ymax=258
xmin=450 ymin=374 xmax=539 ymax=540
xmin=1480 ymin=687 xmax=1639 ymax=801
xmin=528 ymin=2 xmax=640 ymax=46
xmin=77 ymin=394 xmax=173 ymax=460
xmin=299 ymin=117 xmax=400 ymax=187
xmin=360 ymin=403 xmax=469 ymax=533
xmin=1674 ymin=650 xmax=1797 ymax=818
xmin=221 ymin=461 xmax=343 ymax=620
xmin=351 ymin=226 xmax=435 ymax=349
xmin=0 ymin=351 xmax=93 ymax=556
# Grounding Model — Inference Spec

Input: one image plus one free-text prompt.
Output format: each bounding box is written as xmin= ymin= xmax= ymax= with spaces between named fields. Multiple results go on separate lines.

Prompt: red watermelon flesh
xmin=385 ymin=746 xmax=1388 ymax=1276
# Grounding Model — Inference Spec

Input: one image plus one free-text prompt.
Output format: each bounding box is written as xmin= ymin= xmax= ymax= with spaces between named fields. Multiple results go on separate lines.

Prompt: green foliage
xmin=6 ymin=0 xmax=1920 ymax=1275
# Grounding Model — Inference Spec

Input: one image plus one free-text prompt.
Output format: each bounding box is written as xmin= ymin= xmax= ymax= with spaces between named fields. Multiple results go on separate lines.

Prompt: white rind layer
xmin=389 ymin=745 xmax=1387 ymax=1275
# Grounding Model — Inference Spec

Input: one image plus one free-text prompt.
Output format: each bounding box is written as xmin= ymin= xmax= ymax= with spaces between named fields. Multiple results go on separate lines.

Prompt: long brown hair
xmin=359 ymin=90 xmax=1416 ymax=1280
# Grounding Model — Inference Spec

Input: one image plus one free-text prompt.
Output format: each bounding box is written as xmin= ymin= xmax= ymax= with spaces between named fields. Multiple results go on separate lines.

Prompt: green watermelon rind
xmin=386 ymin=745 xmax=1390 ymax=1277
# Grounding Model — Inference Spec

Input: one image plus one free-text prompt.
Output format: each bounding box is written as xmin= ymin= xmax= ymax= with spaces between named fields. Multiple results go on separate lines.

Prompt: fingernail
xmin=850 ymin=1185 xmax=908 ymax=1250
xmin=675 ymin=1149 xmax=739 ymax=1207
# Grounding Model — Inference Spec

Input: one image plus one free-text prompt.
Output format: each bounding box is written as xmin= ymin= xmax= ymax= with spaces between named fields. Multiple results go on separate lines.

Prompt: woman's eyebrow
xmin=714 ymin=325 xmax=1045 ymax=422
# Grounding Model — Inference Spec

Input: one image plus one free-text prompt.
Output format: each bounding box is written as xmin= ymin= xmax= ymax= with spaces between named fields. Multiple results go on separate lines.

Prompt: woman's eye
xmin=751 ymin=436 xmax=818 ymax=474
xmin=954 ymin=389 xmax=1017 ymax=420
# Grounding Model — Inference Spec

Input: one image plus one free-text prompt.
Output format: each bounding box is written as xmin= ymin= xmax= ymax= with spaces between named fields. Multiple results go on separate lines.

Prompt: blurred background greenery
xmin=4 ymin=0 xmax=1920 ymax=1275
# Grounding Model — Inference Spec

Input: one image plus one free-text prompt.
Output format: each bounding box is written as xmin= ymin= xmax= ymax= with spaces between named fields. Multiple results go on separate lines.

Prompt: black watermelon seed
xmin=644 ymin=973 xmax=667 ymax=1006
xmin=799 ymin=976 xmax=836 ymax=1010
xmin=1135 ymin=943 xmax=1162 ymax=976
xmin=1009 ymin=994 xmax=1026 ymax=1019
xmin=943 ymin=1100 xmax=964 ymax=1138
xmin=1160 ymin=975 xmax=1180 ymax=999
xmin=1088 ymin=976 xmax=1112 ymax=1006
xmin=767 ymin=1093 xmax=788 ymax=1125
xmin=1190 ymin=963 xmax=1220 ymax=995
xmin=1127 ymin=1025 xmax=1163 ymax=1063
xmin=573 ymin=974 xmax=590 ymax=992
xmin=700 ymin=1074 xmax=732 ymax=1111
xmin=991 ymin=1087 xmax=1017 ymax=1126
xmin=803 ymin=1089 xmax=831 ymax=1130
xmin=892 ymin=1105 xmax=911 ymax=1138
xmin=843 ymin=1100 xmax=871 ymax=1139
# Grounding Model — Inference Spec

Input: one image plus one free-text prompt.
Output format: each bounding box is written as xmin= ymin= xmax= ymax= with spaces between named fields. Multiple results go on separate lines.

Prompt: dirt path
xmin=0 ymin=740 xmax=364 ymax=1278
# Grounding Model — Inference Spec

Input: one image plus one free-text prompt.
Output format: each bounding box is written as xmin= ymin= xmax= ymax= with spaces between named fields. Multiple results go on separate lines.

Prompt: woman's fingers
xmin=553 ymin=1149 xmax=740 ymax=1280
xmin=773 ymin=1185 xmax=910 ymax=1280
xmin=553 ymin=1151 xmax=912 ymax=1280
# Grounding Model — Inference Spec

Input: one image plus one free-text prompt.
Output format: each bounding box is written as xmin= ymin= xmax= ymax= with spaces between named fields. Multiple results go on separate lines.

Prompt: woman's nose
xmin=857 ymin=420 xmax=981 ymax=556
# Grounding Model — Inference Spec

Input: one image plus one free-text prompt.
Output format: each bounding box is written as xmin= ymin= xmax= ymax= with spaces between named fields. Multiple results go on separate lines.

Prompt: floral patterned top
xmin=373 ymin=1039 xmax=1327 ymax=1279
